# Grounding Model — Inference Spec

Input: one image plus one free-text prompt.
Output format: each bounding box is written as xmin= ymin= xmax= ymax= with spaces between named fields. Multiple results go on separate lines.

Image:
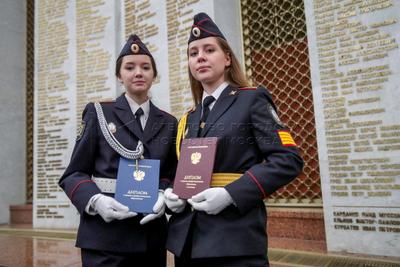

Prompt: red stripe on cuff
xmin=70 ymin=180 xmax=94 ymax=201
xmin=246 ymin=171 xmax=267 ymax=199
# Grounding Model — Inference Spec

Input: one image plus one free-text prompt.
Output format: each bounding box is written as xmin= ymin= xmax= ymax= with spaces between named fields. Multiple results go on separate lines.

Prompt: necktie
xmin=198 ymin=95 xmax=215 ymax=136
xmin=135 ymin=107 xmax=144 ymax=132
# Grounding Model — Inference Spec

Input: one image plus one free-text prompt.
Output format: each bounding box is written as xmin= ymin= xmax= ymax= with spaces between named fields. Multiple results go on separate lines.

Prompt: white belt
xmin=92 ymin=177 xmax=116 ymax=193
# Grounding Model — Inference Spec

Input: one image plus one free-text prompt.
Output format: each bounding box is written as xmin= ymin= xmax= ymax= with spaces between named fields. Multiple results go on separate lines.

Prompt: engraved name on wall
xmin=34 ymin=0 xmax=116 ymax=228
xmin=123 ymin=0 xmax=215 ymax=116
xmin=34 ymin=0 xmax=76 ymax=228
xmin=305 ymin=0 xmax=400 ymax=256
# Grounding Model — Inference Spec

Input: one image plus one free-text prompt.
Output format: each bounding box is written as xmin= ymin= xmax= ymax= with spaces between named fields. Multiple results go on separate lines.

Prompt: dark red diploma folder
xmin=173 ymin=137 xmax=218 ymax=199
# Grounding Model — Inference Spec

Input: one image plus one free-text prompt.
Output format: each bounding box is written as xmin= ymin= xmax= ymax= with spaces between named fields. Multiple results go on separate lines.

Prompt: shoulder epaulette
xmin=239 ymin=87 xmax=257 ymax=91
xmin=159 ymin=109 xmax=174 ymax=117
xmin=99 ymin=99 xmax=115 ymax=104
xmin=186 ymin=106 xmax=196 ymax=113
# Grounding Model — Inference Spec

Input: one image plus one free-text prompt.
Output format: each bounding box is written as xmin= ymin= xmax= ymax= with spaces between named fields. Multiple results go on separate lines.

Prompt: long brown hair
xmin=188 ymin=37 xmax=250 ymax=105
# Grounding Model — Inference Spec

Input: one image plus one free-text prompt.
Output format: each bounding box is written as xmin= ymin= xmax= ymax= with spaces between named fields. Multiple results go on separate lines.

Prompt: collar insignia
xmin=229 ymin=90 xmax=237 ymax=96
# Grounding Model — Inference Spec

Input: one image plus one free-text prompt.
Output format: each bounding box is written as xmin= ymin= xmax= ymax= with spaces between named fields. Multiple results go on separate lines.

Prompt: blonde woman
xmin=165 ymin=13 xmax=303 ymax=267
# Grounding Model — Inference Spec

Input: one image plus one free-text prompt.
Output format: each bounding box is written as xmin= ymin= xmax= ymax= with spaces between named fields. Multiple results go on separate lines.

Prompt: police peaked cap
xmin=117 ymin=34 xmax=153 ymax=61
xmin=188 ymin=12 xmax=226 ymax=44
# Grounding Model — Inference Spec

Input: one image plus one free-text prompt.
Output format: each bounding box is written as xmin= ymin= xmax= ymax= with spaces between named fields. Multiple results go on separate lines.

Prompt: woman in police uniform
xmin=165 ymin=13 xmax=303 ymax=267
xmin=59 ymin=35 xmax=177 ymax=267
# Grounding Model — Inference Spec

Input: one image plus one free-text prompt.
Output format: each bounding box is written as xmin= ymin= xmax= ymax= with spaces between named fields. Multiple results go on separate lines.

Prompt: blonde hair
xmin=188 ymin=37 xmax=251 ymax=105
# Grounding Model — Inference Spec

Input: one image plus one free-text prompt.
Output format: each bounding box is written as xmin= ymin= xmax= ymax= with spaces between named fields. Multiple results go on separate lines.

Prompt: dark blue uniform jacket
xmin=167 ymin=85 xmax=303 ymax=258
xmin=59 ymin=93 xmax=177 ymax=253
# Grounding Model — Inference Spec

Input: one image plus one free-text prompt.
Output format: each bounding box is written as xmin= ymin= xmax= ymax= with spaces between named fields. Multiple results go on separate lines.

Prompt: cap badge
xmin=192 ymin=27 xmax=201 ymax=37
xmin=131 ymin=43 xmax=140 ymax=54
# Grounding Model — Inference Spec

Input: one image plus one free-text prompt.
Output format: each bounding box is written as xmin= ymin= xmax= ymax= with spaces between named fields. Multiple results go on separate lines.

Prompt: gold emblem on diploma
xmin=191 ymin=152 xmax=201 ymax=165
xmin=133 ymin=170 xmax=145 ymax=181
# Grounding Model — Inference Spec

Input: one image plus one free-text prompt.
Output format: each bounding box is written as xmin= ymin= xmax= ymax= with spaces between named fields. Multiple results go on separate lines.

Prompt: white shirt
xmin=201 ymin=82 xmax=229 ymax=111
xmin=124 ymin=94 xmax=150 ymax=130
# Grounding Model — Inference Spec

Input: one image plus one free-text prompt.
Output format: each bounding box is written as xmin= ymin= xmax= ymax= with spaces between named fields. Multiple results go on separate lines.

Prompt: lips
xmin=133 ymin=81 xmax=145 ymax=85
xmin=197 ymin=66 xmax=210 ymax=72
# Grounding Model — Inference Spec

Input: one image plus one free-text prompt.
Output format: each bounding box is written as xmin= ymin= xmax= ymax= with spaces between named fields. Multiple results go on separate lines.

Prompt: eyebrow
xmin=189 ymin=43 xmax=216 ymax=50
xmin=123 ymin=61 xmax=151 ymax=65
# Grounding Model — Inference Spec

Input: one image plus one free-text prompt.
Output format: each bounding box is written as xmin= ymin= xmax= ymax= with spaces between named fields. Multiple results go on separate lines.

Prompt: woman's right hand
xmin=164 ymin=188 xmax=186 ymax=213
xmin=92 ymin=194 xmax=137 ymax=222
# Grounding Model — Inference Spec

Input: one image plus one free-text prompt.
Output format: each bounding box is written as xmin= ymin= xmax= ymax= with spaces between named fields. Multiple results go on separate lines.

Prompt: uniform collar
xmin=201 ymin=82 xmax=229 ymax=110
xmin=124 ymin=93 xmax=150 ymax=119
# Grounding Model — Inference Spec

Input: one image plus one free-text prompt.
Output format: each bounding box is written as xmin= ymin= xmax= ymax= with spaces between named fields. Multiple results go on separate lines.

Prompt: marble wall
xmin=0 ymin=0 xmax=27 ymax=224
xmin=305 ymin=0 xmax=400 ymax=257
xmin=33 ymin=0 xmax=242 ymax=228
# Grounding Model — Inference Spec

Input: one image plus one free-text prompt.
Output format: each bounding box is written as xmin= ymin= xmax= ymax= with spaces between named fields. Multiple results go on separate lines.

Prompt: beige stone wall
xmin=34 ymin=0 xmax=117 ymax=228
xmin=305 ymin=0 xmax=400 ymax=257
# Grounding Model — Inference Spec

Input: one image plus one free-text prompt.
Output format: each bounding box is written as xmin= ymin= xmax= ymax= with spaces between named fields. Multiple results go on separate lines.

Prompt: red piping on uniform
xmin=195 ymin=25 xmax=218 ymax=36
xmin=160 ymin=178 xmax=170 ymax=183
xmin=239 ymin=87 xmax=256 ymax=90
xmin=282 ymin=143 xmax=297 ymax=147
xmin=70 ymin=180 xmax=94 ymax=200
xmin=195 ymin=18 xmax=210 ymax=26
xmin=246 ymin=171 xmax=267 ymax=199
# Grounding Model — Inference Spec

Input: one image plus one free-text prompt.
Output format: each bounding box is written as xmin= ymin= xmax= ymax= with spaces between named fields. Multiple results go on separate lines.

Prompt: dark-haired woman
xmin=59 ymin=35 xmax=177 ymax=267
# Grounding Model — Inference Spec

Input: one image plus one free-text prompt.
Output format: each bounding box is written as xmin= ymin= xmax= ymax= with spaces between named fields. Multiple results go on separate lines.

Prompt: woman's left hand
xmin=140 ymin=191 xmax=166 ymax=225
xmin=188 ymin=188 xmax=233 ymax=215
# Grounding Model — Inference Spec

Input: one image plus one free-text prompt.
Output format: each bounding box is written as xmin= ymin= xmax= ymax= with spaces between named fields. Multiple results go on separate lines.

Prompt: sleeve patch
xmin=277 ymin=130 xmax=297 ymax=147
xmin=76 ymin=121 xmax=86 ymax=141
xmin=267 ymin=103 xmax=285 ymax=127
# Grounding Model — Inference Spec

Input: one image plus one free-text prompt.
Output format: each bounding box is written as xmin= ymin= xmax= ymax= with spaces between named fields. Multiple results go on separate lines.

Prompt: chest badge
xmin=108 ymin=122 xmax=117 ymax=133
xmin=229 ymin=90 xmax=237 ymax=96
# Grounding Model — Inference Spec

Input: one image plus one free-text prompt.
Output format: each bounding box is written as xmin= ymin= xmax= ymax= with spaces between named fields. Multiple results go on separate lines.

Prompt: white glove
xmin=140 ymin=191 xmax=166 ymax=225
xmin=188 ymin=188 xmax=233 ymax=215
xmin=164 ymin=188 xmax=187 ymax=213
xmin=92 ymin=194 xmax=137 ymax=223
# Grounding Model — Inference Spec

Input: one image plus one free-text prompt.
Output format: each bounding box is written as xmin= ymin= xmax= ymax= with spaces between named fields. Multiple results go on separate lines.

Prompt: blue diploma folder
xmin=115 ymin=158 xmax=160 ymax=213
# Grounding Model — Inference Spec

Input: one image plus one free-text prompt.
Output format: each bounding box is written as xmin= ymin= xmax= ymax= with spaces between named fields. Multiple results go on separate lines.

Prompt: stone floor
xmin=0 ymin=225 xmax=399 ymax=267
xmin=0 ymin=227 xmax=176 ymax=267
xmin=0 ymin=235 xmax=79 ymax=267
